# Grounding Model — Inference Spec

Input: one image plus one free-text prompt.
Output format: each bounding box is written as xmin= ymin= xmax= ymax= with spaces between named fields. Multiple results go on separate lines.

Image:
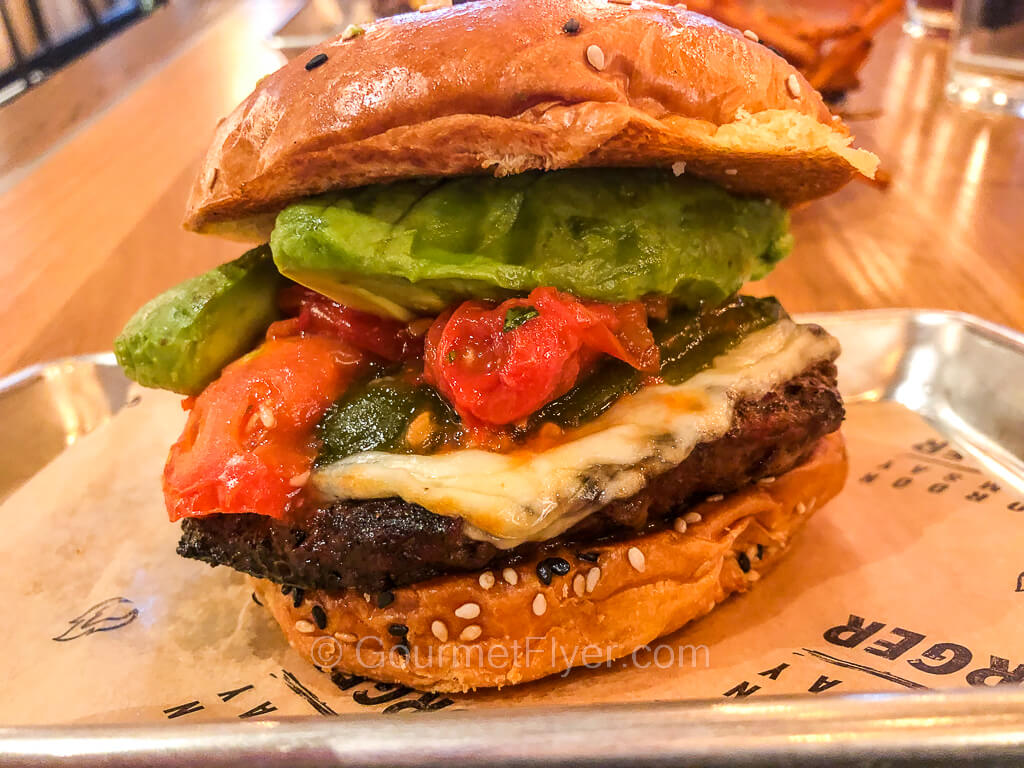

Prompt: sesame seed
xmin=808 ymin=497 xmax=817 ymax=511
xmin=758 ymin=476 xmax=776 ymax=485
xmin=671 ymin=161 xmax=687 ymax=176
xmin=478 ymin=571 xmax=495 ymax=589
xmin=206 ymin=167 xmax=218 ymax=190
xmin=289 ymin=471 xmax=310 ymax=488
xmin=304 ymin=53 xmax=328 ymax=71
xmin=585 ymin=567 xmax=601 ymax=593
xmin=562 ymin=582 xmax=569 ymax=599
xmin=502 ymin=568 xmax=519 ymax=586
xmin=460 ymin=624 xmax=482 ymax=641
xmin=573 ymin=574 xmax=586 ymax=597
xmin=576 ymin=551 xmax=600 ymax=563
xmin=746 ymin=545 xmax=759 ymax=562
xmin=737 ymin=552 xmax=751 ymax=573
xmin=627 ymin=546 xmax=646 ymax=572
xmin=563 ymin=17 xmax=581 ymax=34
xmin=294 ymin=620 xmax=316 ymax=633
xmin=586 ymin=44 xmax=606 ymax=71
xmin=394 ymin=644 xmax=409 ymax=658
xmin=311 ymin=605 xmax=327 ymax=630
xmin=757 ymin=543 xmax=765 ymax=559
xmin=362 ymin=593 xmax=371 ymax=603
xmin=377 ymin=591 xmax=395 ymax=608
xmin=335 ymin=632 xmax=357 ymax=643
xmin=673 ymin=517 xmax=687 ymax=534
xmin=532 ymin=593 xmax=548 ymax=616
xmin=786 ymin=74 xmax=801 ymax=99
xmin=684 ymin=511 xmax=702 ymax=524
xmin=725 ymin=168 xmax=738 ymax=176
xmin=796 ymin=501 xmax=807 ymax=515
xmin=388 ymin=623 xmax=409 ymax=636
xmin=455 ymin=602 xmax=481 ymax=620
xmin=258 ymin=404 xmax=276 ymax=428
xmin=748 ymin=570 xmax=761 ymax=582
xmin=743 ymin=29 xmax=759 ymax=42
xmin=291 ymin=588 xmax=305 ymax=608
xmin=341 ymin=23 xmax=364 ymax=40
xmin=706 ymin=494 xmax=724 ymax=503
xmin=431 ymin=620 xmax=448 ymax=642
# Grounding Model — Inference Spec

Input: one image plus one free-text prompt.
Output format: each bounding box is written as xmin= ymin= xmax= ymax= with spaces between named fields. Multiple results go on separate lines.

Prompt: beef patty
xmin=178 ymin=361 xmax=843 ymax=592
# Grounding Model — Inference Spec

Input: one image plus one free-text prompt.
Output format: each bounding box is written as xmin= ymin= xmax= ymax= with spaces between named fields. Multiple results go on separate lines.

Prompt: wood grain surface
xmin=0 ymin=8 xmax=1020 ymax=377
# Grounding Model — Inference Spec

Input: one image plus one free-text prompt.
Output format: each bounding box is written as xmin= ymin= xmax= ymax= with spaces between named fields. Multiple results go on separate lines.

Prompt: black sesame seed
xmin=576 ymin=551 xmax=600 ymax=563
xmin=292 ymin=588 xmax=305 ymax=608
xmin=388 ymin=623 xmax=409 ymax=636
xmin=737 ymin=552 xmax=751 ymax=573
xmin=536 ymin=562 xmax=552 ymax=585
xmin=756 ymin=544 xmax=765 ymax=560
xmin=305 ymin=53 xmax=328 ymax=71
xmin=377 ymin=591 xmax=395 ymax=609
xmin=251 ymin=592 xmax=263 ymax=607
xmin=563 ymin=17 xmax=581 ymax=34
xmin=281 ymin=584 xmax=292 ymax=595
xmin=311 ymin=605 xmax=328 ymax=630
xmin=538 ymin=557 xmax=571 ymax=584
xmin=394 ymin=643 xmax=409 ymax=658
xmin=549 ymin=557 xmax=571 ymax=576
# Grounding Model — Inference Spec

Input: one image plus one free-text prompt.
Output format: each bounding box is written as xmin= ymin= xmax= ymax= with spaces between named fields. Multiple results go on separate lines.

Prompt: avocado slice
xmin=114 ymin=245 xmax=282 ymax=395
xmin=270 ymin=170 xmax=791 ymax=321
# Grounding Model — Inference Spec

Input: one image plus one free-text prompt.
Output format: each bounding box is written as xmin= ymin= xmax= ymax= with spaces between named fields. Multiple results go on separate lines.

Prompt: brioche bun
xmin=186 ymin=0 xmax=877 ymax=240
xmin=252 ymin=431 xmax=846 ymax=692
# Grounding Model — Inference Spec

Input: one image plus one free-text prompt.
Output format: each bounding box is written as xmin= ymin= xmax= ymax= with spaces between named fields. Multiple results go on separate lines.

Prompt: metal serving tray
xmin=0 ymin=309 xmax=1022 ymax=766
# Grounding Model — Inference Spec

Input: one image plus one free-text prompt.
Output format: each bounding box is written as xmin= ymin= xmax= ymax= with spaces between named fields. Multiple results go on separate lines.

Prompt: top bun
xmin=185 ymin=0 xmax=878 ymax=240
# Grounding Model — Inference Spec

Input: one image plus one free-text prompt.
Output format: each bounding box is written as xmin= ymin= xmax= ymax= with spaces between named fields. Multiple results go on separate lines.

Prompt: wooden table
xmin=0 ymin=9 xmax=1021 ymax=377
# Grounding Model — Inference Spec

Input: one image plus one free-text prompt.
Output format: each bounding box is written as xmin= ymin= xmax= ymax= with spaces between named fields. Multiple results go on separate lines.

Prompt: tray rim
xmin=0 ymin=688 xmax=1022 ymax=765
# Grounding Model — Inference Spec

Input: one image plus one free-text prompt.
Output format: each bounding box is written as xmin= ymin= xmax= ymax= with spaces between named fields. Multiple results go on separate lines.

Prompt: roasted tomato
xmin=424 ymin=288 xmax=658 ymax=425
xmin=163 ymin=335 xmax=364 ymax=521
xmin=270 ymin=285 xmax=421 ymax=361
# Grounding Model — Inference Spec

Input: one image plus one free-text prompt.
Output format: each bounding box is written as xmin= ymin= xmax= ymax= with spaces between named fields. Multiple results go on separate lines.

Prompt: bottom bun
xmin=254 ymin=431 xmax=847 ymax=692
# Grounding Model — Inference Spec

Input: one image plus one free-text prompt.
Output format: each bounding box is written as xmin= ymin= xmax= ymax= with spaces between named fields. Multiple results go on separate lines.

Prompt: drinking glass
xmin=905 ymin=0 xmax=955 ymax=36
xmin=946 ymin=0 xmax=1024 ymax=117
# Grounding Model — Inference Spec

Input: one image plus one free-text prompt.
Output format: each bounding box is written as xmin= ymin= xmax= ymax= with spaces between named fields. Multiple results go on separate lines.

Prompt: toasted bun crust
xmin=186 ymin=0 xmax=877 ymax=240
xmin=253 ymin=431 xmax=847 ymax=692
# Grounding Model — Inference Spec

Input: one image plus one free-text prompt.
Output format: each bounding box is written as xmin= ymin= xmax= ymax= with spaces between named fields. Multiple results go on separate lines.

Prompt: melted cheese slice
xmin=312 ymin=320 xmax=839 ymax=548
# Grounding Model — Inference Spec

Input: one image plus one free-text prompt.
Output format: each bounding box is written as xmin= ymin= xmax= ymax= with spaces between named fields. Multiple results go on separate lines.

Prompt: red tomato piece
xmin=271 ymin=286 xmax=421 ymax=361
xmin=423 ymin=288 xmax=658 ymax=426
xmin=163 ymin=335 xmax=364 ymax=521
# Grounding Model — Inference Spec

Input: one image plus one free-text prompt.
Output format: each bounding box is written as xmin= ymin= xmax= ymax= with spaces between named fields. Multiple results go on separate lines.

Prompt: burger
xmin=114 ymin=0 xmax=877 ymax=692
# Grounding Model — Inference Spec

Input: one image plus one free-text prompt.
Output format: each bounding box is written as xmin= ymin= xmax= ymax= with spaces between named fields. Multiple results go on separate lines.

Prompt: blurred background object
xmin=0 ymin=0 xmax=164 ymax=105
xmin=946 ymin=0 xmax=1024 ymax=117
xmin=677 ymin=0 xmax=903 ymax=98
xmin=904 ymin=0 xmax=954 ymax=37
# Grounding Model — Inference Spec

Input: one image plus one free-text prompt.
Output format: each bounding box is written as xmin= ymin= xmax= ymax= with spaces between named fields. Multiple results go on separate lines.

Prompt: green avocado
xmin=270 ymin=169 xmax=791 ymax=320
xmin=114 ymin=245 xmax=282 ymax=395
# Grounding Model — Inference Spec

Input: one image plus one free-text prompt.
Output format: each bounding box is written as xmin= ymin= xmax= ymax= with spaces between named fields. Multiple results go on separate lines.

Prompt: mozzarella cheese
xmin=312 ymin=320 xmax=839 ymax=548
